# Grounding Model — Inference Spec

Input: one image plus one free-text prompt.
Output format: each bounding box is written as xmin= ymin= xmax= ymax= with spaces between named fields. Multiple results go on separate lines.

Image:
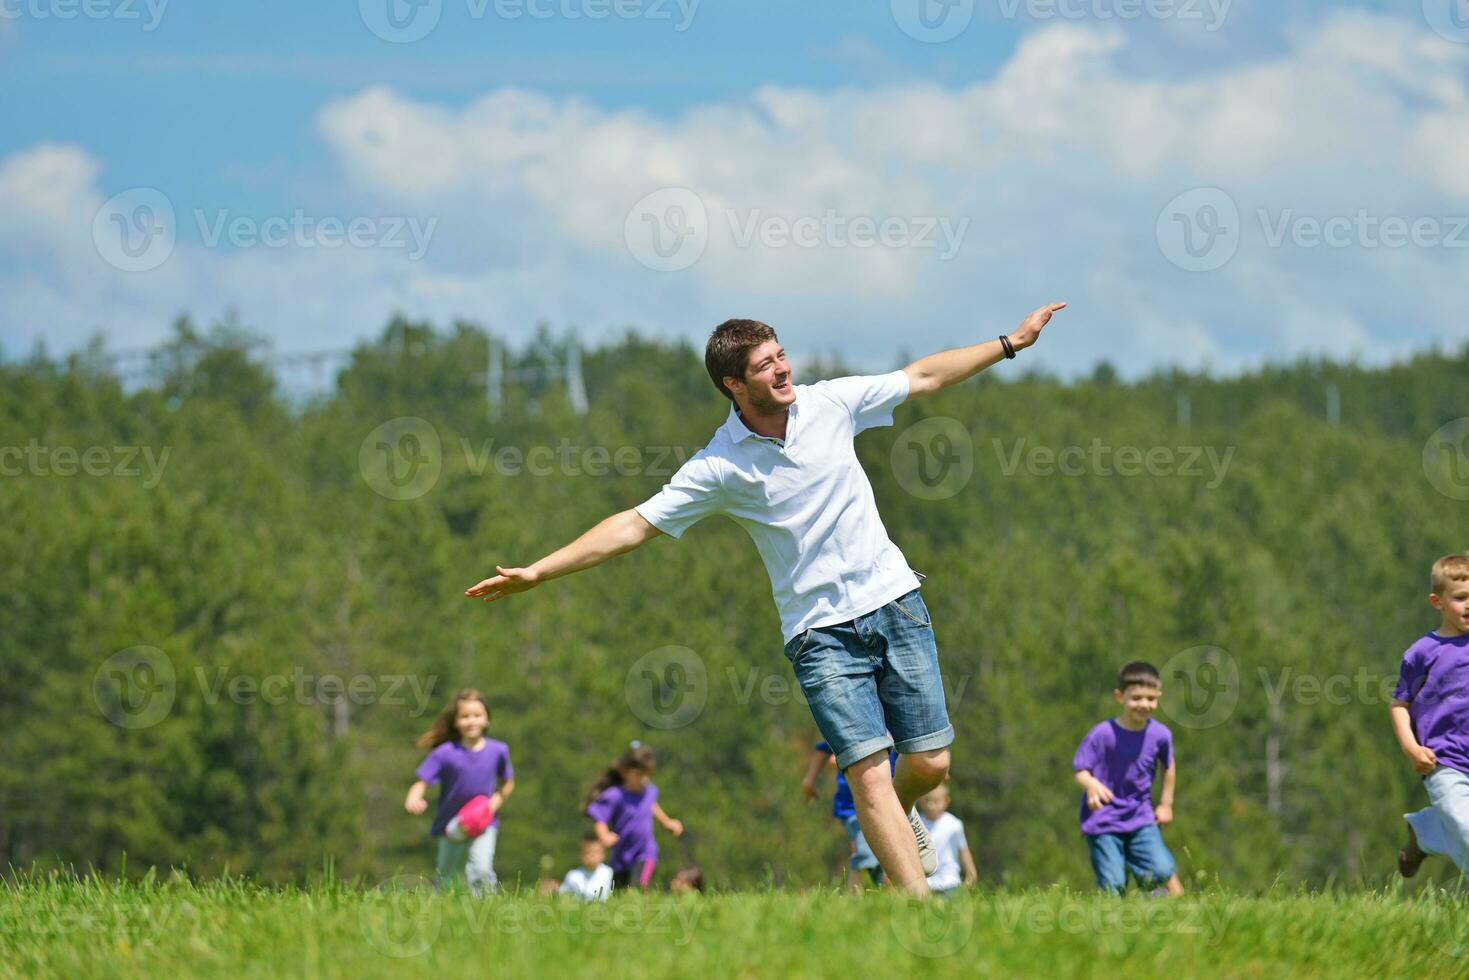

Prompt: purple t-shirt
xmin=1072 ymin=718 xmax=1173 ymax=836
xmin=586 ymin=783 xmax=659 ymax=871
xmin=1394 ymin=631 xmax=1469 ymax=775
xmin=416 ymin=738 xmax=513 ymax=837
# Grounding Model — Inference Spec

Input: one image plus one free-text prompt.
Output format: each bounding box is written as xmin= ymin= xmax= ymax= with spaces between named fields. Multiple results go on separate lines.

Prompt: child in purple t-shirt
xmin=584 ymin=743 xmax=684 ymax=891
xmin=1072 ymin=661 xmax=1184 ymax=896
xmin=404 ymin=688 xmax=515 ymax=895
xmin=1392 ymin=554 xmax=1469 ymax=879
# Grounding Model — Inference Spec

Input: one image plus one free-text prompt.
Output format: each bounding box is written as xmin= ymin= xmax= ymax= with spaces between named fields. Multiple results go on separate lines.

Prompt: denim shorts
xmin=782 ymin=588 xmax=954 ymax=770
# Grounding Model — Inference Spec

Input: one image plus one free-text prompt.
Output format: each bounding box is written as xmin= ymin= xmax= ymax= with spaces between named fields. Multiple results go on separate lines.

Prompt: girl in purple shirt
xmin=584 ymin=743 xmax=684 ymax=891
xmin=405 ymin=688 xmax=515 ymax=895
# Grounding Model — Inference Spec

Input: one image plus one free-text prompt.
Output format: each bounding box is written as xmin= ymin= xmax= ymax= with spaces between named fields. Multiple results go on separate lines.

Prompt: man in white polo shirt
xmin=465 ymin=302 xmax=1066 ymax=894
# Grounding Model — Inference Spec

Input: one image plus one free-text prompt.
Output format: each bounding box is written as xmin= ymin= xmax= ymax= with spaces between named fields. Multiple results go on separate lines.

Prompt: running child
xmin=560 ymin=833 xmax=615 ymax=902
xmin=1072 ymin=662 xmax=1184 ymax=896
xmin=585 ymin=743 xmax=684 ymax=891
xmin=915 ymin=783 xmax=977 ymax=895
xmin=404 ymin=688 xmax=515 ymax=895
xmin=1393 ymin=553 xmax=1469 ymax=879
xmin=802 ymin=739 xmax=895 ymax=889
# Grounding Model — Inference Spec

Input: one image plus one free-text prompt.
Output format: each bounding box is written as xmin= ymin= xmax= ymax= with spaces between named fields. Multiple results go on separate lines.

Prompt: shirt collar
xmin=724 ymin=397 xmax=798 ymax=444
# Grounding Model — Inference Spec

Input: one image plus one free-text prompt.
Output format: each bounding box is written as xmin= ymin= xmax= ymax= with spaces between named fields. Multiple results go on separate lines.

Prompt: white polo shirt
xmin=635 ymin=371 xmax=921 ymax=642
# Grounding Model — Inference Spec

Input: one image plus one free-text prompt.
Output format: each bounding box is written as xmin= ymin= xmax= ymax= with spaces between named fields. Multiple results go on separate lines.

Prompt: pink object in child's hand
xmin=446 ymin=795 xmax=495 ymax=841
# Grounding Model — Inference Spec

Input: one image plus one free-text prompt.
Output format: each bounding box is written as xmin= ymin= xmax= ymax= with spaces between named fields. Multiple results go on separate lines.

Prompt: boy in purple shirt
xmin=1392 ymin=553 xmax=1469 ymax=878
xmin=1072 ymin=661 xmax=1184 ymax=896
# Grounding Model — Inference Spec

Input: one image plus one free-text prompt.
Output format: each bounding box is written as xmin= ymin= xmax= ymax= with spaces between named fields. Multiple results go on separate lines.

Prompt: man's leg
xmin=892 ymin=749 xmax=951 ymax=813
xmin=847 ymin=748 xmax=929 ymax=894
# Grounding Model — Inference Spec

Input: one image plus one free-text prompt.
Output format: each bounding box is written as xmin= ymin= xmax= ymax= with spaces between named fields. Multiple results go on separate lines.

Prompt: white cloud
xmin=3 ymin=10 xmax=1467 ymax=375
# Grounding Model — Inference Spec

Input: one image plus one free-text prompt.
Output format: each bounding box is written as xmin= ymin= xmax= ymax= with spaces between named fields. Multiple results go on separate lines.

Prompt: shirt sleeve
xmin=814 ymin=740 xmax=832 ymax=754
xmin=812 ymin=371 xmax=911 ymax=434
xmin=1156 ymin=727 xmax=1173 ymax=771
xmin=633 ymin=451 xmax=726 ymax=539
xmin=1394 ymin=644 xmax=1427 ymax=702
xmin=1072 ymin=727 xmax=1102 ymax=772
xmin=952 ymin=817 xmax=969 ymax=853
xmin=415 ymin=745 xmax=443 ymax=784
xmin=586 ymin=788 xmax=617 ymax=824
xmin=497 ymin=745 xmax=514 ymax=782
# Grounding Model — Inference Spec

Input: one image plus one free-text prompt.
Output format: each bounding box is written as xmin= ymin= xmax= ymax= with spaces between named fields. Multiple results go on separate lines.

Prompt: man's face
xmin=1431 ymin=579 xmax=1469 ymax=635
xmin=725 ymin=340 xmax=794 ymax=414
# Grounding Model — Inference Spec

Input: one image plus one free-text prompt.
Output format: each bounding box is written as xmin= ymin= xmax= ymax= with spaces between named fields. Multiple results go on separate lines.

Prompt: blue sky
xmin=2 ymin=0 xmax=1466 ymax=376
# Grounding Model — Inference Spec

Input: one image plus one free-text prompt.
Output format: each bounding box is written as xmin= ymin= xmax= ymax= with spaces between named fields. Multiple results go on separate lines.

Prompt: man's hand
xmin=465 ymin=565 xmax=541 ymax=603
xmin=1154 ymin=803 xmax=1173 ymax=826
xmin=1085 ymin=783 xmax=1114 ymax=810
xmin=1407 ymin=744 xmax=1438 ymax=776
xmin=1009 ymin=302 xmax=1067 ymax=351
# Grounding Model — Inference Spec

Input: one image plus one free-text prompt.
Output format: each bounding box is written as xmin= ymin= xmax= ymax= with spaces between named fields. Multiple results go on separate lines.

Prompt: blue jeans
xmin=1405 ymin=765 xmax=1469 ymax=876
xmin=1086 ymin=824 xmax=1176 ymax=894
xmin=782 ymin=588 xmax=954 ymax=770
xmin=435 ymin=825 xmax=499 ymax=896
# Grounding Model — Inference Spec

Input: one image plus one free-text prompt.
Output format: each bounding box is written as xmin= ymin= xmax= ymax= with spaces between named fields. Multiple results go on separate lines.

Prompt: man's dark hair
xmin=1116 ymin=661 xmax=1162 ymax=692
xmin=705 ymin=319 xmax=779 ymax=402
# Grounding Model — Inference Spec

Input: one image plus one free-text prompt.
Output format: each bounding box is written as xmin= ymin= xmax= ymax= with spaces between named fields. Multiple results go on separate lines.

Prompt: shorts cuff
xmin=834 ymin=734 xmax=896 ymax=771
xmin=893 ymin=724 xmax=954 ymax=756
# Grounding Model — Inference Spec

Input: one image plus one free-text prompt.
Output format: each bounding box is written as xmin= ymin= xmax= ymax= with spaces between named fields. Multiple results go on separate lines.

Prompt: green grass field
xmin=4 ymin=874 xmax=1468 ymax=979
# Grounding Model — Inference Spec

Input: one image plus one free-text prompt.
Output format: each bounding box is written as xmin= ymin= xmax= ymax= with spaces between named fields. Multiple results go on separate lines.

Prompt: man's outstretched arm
xmin=902 ymin=302 xmax=1067 ymax=399
xmin=464 ymin=508 xmax=663 ymax=603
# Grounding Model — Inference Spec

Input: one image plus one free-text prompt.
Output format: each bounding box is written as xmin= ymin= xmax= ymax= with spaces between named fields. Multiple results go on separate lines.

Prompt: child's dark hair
xmin=1116 ymin=661 xmax=1162 ymax=692
xmin=585 ymin=742 xmax=657 ymax=807
xmin=416 ymin=687 xmax=490 ymax=749
xmin=671 ymin=866 xmax=705 ymax=892
xmin=579 ymin=831 xmax=604 ymax=847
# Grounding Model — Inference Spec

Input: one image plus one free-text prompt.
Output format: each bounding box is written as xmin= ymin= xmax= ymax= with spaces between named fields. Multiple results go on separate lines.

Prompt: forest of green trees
xmin=3 ymin=315 xmax=1467 ymax=892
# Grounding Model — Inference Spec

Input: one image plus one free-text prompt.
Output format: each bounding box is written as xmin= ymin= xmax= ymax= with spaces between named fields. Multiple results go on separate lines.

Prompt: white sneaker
xmin=909 ymin=807 xmax=938 ymax=876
